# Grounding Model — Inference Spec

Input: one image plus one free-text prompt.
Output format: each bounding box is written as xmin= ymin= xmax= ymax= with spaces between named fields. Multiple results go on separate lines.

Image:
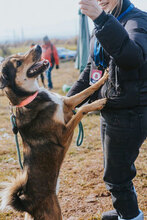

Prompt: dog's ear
xmin=0 ymin=75 xmax=8 ymax=89
xmin=0 ymin=60 xmax=8 ymax=89
xmin=0 ymin=61 xmax=9 ymax=89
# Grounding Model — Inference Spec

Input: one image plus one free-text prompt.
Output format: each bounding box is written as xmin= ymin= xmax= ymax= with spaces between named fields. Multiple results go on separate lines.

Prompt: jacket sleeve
xmin=94 ymin=11 xmax=147 ymax=70
xmin=53 ymin=45 xmax=59 ymax=65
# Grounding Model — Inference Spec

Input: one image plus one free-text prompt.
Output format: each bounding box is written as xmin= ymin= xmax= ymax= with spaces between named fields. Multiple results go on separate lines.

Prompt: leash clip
xmin=10 ymin=114 xmax=18 ymax=135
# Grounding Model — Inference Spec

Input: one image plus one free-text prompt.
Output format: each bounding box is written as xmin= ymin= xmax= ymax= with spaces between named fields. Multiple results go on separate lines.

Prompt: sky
xmin=0 ymin=0 xmax=147 ymax=42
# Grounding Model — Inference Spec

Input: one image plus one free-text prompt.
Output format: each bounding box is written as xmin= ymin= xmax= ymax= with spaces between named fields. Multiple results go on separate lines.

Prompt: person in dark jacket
xmin=67 ymin=0 xmax=147 ymax=219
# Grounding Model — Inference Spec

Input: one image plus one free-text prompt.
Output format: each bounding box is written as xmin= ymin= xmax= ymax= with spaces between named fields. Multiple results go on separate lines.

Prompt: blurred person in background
xmin=42 ymin=36 xmax=59 ymax=90
xmin=67 ymin=0 xmax=147 ymax=220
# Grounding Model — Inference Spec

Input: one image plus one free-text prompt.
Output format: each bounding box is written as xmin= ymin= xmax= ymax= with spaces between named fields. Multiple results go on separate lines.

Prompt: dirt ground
xmin=0 ymin=62 xmax=147 ymax=220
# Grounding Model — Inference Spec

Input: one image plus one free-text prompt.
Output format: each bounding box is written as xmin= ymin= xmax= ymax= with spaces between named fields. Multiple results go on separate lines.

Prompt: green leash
xmin=10 ymin=114 xmax=23 ymax=170
xmin=72 ymin=110 xmax=84 ymax=146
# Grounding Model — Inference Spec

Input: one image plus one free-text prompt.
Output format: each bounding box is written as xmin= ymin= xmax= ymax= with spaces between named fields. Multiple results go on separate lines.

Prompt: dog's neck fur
xmin=5 ymin=87 xmax=37 ymax=106
xmin=15 ymin=91 xmax=38 ymax=107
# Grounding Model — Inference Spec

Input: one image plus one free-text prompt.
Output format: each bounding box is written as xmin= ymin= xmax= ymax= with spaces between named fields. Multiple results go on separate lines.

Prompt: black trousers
xmin=100 ymin=106 xmax=147 ymax=219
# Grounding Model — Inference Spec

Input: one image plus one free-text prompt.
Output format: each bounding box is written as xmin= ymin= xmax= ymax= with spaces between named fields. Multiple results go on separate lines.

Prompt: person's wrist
xmin=93 ymin=11 xmax=108 ymax=27
xmin=91 ymin=8 xmax=103 ymax=20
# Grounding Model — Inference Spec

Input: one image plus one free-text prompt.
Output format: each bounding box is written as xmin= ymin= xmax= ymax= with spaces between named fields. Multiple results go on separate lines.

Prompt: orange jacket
xmin=42 ymin=43 xmax=59 ymax=67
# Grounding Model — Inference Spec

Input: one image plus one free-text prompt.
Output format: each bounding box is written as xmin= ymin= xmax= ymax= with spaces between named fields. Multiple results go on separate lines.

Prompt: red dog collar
xmin=16 ymin=91 xmax=39 ymax=107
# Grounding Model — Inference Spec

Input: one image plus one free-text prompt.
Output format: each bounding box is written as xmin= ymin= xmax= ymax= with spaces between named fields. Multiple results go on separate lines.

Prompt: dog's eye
xmin=16 ymin=60 xmax=22 ymax=68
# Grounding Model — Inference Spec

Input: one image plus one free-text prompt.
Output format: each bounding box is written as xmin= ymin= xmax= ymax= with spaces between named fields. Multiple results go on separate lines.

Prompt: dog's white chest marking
xmin=49 ymin=92 xmax=65 ymax=124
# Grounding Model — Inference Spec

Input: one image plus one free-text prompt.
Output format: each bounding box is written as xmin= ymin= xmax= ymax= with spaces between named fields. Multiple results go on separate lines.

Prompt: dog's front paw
xmin=103 ymin=71 xmax=109 ymax=80
xmin=97 ymin=98 xmax=107 ymax=110
xmin=94 ymin=71 xmax=109 ymax=88
xmin=98 ymin=98 xmax=107 ymax=105
xmin=101 ymin=71 xmax=109 ymax=84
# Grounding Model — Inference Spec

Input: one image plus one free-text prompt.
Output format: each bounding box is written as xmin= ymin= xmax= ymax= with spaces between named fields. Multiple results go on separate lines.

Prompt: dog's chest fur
xmin=16 ymin=89 xmax=65 ymax=127
xmin=49 ymin=92 xmax=65 ymax=124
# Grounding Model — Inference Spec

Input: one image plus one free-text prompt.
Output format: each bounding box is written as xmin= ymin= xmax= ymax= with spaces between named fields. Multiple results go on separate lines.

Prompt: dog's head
xmin=0 ymin=45 xmax=49 ymax=105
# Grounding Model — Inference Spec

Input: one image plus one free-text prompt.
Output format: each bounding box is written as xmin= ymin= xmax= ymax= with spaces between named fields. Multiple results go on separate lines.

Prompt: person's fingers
xmin=81 ymin=9 xmax=88 ymax=15
xmin=80 ymin=4 xmax=89 ymax=10
xmin=79 ymin=0 xmax=102 ymax=20
xmin=80 ymin=5 xmax=95 ymax=16
xmin=79 ymin=0 xmax=91 ymax=6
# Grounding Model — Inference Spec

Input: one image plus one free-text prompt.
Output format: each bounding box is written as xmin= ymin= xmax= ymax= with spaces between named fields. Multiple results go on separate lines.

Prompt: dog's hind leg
xmin=64 ymin=72 xmax=108 ymax=109
xmin=30 ymin=194 xmax=62 ymax=220
xmin=62 ymin=98 xmax=107 ymax=145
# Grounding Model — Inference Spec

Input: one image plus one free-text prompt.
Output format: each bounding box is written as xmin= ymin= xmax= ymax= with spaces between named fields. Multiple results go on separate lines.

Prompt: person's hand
xmin=79 ymin=0 xmax=103 ymax=20
xmin=56 ymin=65 xmax=59 ymax=69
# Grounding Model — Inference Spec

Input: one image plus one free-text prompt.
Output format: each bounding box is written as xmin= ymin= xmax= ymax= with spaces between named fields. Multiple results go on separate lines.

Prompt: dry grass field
xmin=0 ymin=61 xmax=146 ymax=220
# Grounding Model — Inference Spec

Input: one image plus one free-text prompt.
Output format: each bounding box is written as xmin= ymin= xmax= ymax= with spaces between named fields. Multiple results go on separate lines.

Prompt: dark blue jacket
xmin=68 ymin=0 xmax=147 ymax=109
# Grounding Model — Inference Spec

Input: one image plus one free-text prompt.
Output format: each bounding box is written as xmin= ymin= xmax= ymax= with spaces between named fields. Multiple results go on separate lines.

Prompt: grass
xmin=0 ymin=61 xmax=147 ymax=220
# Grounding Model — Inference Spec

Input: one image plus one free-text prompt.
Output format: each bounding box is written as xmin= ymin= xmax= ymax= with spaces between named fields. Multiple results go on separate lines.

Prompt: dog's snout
xmin=31 ymin=45 xmax=42 ymax=62
xmin=35 ymin=45 xmax=42 ymax=54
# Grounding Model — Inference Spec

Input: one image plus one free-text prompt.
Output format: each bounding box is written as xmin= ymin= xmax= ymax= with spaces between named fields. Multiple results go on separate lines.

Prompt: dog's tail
xmin=0 ymin=169 xmax=29 ymax=212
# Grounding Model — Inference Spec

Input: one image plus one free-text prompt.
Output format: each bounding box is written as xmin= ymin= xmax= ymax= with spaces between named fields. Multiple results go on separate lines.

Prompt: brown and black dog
xmin=0 ymin=45 xmax=108 ymax=220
